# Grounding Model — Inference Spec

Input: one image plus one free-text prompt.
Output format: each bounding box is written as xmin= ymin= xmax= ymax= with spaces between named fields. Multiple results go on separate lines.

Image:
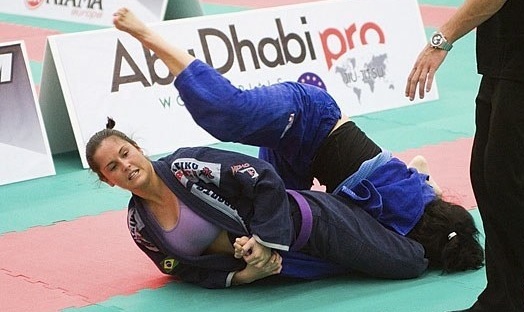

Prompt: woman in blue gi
xmin=99 ymin=8 xmax=484 ymax=287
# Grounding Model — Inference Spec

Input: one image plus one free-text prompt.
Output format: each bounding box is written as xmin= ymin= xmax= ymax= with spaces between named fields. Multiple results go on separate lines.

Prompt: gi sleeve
xmin=134 ymin=241 xmax=240 ymax=289
xmin=171 ymin=147 xmax=295 ymax=251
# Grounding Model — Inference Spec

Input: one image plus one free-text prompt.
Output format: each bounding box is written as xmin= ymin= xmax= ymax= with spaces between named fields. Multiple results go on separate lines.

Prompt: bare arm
xmin=405 ymin=0 xmax=507 ymax=100
xmin=113 ymin=7 xmax=195 ymax=76
xmin=439 ymin=0 xmax=506 ymax=43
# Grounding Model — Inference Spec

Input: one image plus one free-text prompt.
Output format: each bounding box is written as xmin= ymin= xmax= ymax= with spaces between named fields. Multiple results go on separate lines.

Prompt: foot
xmin=113 ymin=7 xmax=149 ymax=39
xmin=408 ymin=155 xmax=443 ymax=197
xmin=310 ymin=178 xmax=326 ymax=192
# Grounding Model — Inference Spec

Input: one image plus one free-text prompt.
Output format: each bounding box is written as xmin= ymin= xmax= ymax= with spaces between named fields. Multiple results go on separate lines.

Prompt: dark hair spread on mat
xmin=407 ymin=198 xmax=484 ymax=272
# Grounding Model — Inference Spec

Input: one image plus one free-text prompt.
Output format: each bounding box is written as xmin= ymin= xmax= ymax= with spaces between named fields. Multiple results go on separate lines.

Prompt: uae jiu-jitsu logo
xmin=25 ymin=0 xmax=44 ymax=9
xmin=335 ymin=54 xmax=393 ymax=103
xmin=319 ymin=21 xmax=395 ymax=103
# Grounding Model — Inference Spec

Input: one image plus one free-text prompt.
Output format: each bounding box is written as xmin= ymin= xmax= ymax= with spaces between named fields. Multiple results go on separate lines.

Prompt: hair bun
xmin=106 ymin=117 xmax=116 ymax=129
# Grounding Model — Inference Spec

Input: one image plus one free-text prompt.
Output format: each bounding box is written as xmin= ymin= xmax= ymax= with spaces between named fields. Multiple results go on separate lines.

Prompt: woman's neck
xmin=143 ymin=172 xmax=181 ymax=229
xmin=134 ymin=167 xmax=171 ymax=205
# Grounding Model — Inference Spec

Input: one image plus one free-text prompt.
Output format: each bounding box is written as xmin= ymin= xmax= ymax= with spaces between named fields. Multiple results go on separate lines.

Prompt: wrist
xmin=429 ymin=31 xmax=453 ymax=51
xmin=231 ymin=270 xmax=253 ymax=286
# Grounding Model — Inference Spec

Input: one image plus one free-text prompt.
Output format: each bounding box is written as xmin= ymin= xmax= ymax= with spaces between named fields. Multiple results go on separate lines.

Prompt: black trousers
xmin=470 ymin=76 xmax=524 ymax=311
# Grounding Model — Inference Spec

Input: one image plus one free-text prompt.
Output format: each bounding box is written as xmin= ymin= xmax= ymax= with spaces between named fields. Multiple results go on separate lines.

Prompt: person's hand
xmin=405 ymin=45 xmax=448 ymax=101
xmin=233 ymin=236 xmax=272 ymax=267
xmin=233 ymin=236 xmax=250 ymax=259
xmin=311 ymin=178 xmax=326 ymax=192
xmin=231 ymin=251 xmax=282 ymax=285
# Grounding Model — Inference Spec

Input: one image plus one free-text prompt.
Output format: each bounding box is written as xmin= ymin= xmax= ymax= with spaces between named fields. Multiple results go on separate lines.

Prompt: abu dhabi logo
xmin=25 ymin=0 xmax=45 ymax=9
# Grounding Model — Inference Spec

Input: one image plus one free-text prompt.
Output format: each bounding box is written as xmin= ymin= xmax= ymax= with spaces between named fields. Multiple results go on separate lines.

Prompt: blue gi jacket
xmin=129 ymin=146 xmax=341 ymax=288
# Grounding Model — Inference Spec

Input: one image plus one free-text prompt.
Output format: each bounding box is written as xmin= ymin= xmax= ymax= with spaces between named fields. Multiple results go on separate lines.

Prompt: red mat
xmin=201 ymin=1 xmax=457 ymax=29
xmin=0 ymin=137 xmax=476 ymax=311
xmin=0 ymin=22 xmax=59 ymax=62
xmin=395 ymin=137 xmax=476 ymax=209
xmin=419 ymin=5 xmax=457 ymax=28
xmin=0 ymin=271 xmax=89 ymax=311
xmin=0 ymin=210 xmax=172 ymax=311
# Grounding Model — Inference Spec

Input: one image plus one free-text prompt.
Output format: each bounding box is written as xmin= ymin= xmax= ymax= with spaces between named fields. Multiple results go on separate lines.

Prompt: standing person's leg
xmin=467 ymin=77 xmax=509 ymax=312
xmin=467 ymin=77 xmax=524 ymax=311
xmin=481 ymin=78 xmax=524 ymax=311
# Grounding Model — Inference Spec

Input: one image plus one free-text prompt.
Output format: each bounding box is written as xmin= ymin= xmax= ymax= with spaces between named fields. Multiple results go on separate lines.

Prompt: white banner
xmin=0 ymin=41 xmax=55 ymax=185
xmin=40 ymin=0 xmax=437 ymax=168
xmin=0 ymin=0 xmax=167 ymax=26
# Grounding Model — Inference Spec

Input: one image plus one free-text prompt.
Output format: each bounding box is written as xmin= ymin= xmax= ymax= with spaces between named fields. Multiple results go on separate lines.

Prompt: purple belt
xmin=286 ymin=190 xmax=313 ymax=251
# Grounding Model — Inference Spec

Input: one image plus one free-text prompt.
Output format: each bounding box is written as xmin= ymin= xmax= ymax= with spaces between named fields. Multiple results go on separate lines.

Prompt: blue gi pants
xmin=294 ymin=191 xmax=428 ymax=279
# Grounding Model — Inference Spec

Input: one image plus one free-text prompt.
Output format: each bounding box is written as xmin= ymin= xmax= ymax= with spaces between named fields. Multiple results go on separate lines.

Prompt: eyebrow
xmin=104 ymin=145 xmax=126 ymax=170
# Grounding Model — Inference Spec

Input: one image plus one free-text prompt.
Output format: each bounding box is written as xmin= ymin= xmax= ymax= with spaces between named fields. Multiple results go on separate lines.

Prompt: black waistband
xmin=311 ymin=120 xmax=381 ymax=192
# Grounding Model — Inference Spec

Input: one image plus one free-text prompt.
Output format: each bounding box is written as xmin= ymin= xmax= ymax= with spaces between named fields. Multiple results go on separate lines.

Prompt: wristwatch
xmin=430 ymin=31 xmax=453 ymax=51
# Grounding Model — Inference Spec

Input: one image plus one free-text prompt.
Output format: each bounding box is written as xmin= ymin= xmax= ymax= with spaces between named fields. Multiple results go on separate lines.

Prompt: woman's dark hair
xmin=85 ymin=117 xmax=139 ymax=181
xmin=407 ymin=198 xmax=484 ymax=273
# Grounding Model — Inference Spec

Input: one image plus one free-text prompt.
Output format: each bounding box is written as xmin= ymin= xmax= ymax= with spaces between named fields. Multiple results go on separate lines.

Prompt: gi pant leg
xmin=175 ymin=60 xmax=340 ymax=189
xmin=299 ymin=191 xmax=428 ymax=279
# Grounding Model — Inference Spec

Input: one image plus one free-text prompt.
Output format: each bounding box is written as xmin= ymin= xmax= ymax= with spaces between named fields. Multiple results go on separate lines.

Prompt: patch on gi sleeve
xmin=161 ymin=257 xmax=179 ymax=273
xmin=231 ymin=163 xmax=259 ymax=180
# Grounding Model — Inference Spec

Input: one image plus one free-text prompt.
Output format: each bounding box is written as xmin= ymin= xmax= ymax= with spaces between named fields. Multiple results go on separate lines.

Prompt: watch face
xmin=431 ymin=33 xmax=443 ymax=46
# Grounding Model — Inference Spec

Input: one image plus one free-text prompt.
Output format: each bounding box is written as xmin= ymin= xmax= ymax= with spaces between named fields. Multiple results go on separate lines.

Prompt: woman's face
xmin=92 ymin=135 xmax=153 ymax=191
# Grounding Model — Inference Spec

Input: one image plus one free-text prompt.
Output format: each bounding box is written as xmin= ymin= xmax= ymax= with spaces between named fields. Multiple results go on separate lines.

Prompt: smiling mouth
xmin=128 ymin=169 xmax=139 ymax=180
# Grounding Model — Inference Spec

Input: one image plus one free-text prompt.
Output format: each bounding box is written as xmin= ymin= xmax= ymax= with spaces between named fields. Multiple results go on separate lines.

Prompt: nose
xmin=121 ymin=160 xmax=132 ymax=172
